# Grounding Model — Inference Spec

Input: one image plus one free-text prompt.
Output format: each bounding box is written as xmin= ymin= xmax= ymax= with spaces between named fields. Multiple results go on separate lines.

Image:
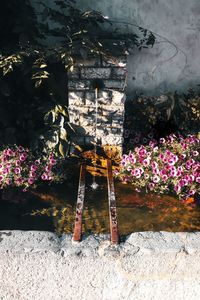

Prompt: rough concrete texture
xmin=1 ymin=231 xmax=200 ymax=300
xmin=75 ymin=0 xmax=200 ymax=95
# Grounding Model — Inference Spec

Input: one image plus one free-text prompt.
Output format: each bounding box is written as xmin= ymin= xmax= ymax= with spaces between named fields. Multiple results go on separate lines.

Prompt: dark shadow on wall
xmin=123 ymin=89 xmax=200 ymax=151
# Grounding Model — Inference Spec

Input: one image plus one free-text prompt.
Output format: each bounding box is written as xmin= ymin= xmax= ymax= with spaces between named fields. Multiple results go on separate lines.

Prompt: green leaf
xmin=3 ymin=65 xmax=13 ymax=76
xmin=35 ymin=79 xmax=42 ymax=88
xmin=58 ymin=140 xmax=69 ymax=157
xmin=40 ymin=63 xmax=47 ymax=68
xmin=60 ymin=128 xmax=68 ymax=141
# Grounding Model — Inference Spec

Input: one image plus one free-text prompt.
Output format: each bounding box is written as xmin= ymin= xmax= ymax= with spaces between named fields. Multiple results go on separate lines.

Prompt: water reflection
xmin=1 ymin=173 xmax=200 ymax=234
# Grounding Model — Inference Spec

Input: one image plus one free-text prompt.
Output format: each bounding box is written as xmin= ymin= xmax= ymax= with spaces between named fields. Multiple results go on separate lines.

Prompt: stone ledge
xmin=1 ymin=231 xmax=200 ymax=299
xmin=1 ymin=230 xmax=200 ymax=257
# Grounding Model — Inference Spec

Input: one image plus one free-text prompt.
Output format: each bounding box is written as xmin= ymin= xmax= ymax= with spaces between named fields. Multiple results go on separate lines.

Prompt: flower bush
xmin=115 ymin=134 xmax=200 ymax=200
xmin=0 ymin=146 xmax=58 ymax=191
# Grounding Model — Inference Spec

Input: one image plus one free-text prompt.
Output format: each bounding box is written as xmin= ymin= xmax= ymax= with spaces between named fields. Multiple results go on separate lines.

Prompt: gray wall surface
xmin=75 ymin=0 xmax=200 ymax=96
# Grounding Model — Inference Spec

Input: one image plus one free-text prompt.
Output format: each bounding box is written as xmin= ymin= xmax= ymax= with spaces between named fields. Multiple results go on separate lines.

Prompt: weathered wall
xmin=1 ymin=231 xmax=200 ymax=300
xmin=75 ymin=0 xmax=200 ymax=96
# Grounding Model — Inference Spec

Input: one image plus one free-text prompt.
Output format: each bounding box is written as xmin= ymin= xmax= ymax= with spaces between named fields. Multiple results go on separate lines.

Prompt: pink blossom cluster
xmin=115 ymin=134 xmax=200 ymax=199
xmin=0 ymin=146 xmax=57 ymax=191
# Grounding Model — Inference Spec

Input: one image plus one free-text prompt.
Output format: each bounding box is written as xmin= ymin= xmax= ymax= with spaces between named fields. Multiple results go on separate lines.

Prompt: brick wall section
xmin=68 ymin=55 xmax=127 ymax=146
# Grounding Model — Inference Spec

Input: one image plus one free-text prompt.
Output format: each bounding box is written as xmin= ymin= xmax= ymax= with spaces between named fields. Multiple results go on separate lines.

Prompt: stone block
xmin=81 ymin=68 xmax=111 ymax=79
xmin=85 ymin=91 xmax=95 ymax=106
xmin=68 ymin=80 xmax=91 ymax=90
xmin=101 ymin=134 xmax=124 ymax=146
xmin=97 ymin=115 xmax=112 ymax=124
xmin=68 ymin=67 xmax=80 ymax=79
xmin=112 ymin=90 xmax=126 ymax=105
xmin=68 ymin=91 xmax=85 ymax=106
xmin=98 ymin=90 xmax=112 ymax=99
xmin=103 ymin=79 xmax=126 ymax=90
xmin=98 ymin=97 xmax=112 ymax=105
xmin=111 ymin=67 xmax=127 ymax=78
xmin=74 ymin=57 xmax=101 ymax=67
xmin=102 ymin=55 xmax=127 ymax=67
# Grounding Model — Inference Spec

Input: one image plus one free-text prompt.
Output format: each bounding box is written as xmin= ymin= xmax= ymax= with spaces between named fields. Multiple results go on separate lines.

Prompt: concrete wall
xmin=75 ymin=0 xmax=200 ymax=96
xmin=1 ymin=231 xmax=200 ymax=300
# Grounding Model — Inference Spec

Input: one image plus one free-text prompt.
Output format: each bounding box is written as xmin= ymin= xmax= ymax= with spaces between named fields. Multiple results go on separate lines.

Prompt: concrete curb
xmin=1 ymin=230 xmax=200 ymax=299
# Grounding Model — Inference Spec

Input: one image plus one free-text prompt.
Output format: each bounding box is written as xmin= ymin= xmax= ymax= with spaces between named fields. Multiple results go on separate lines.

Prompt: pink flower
xmin=28 ymin=178 xmax=35 ymax=185
xmin=180 ymin=154 xmax=186 ymax=160
xmin=127 ymin=165 xmax=132 ymax=172
xmin=19 ymin=154 xmax=27 ymax=162
xmin=131 ymin=168 xmax=141 ymax=178
xmin=15 ymin=160 xmax=21 ymax=166
xmin=6 ymin=179 xmax=11 ymax=185
xmin=174 ymin=185 xmax=181 ymax=193
xmin=196 ymin=177 xmax=200 ymax=183
xmin=35 ymin=159 xmax=40 ymax=165
xmin=160 ymin=169 xmax=166 ymax=175
xmin=49 ymin=159 xmax=56 ymax=166
xmin=6 ymin=149 xmax=14 ymax=156
xmin=159 ymin=138 xmax=166 ymax=144
xmin=30 ymin=171 xmax=36 ymax=178
xmin=18 ymin=146 xmax=25 ymax=152
xmin=151 ymin=161 xmax=158 ymax=169
xmin=166 ymin=150 xmax=172 ymax=156
xmin=143 ymin=158 xmax=150 ymax=166
xmin=31 ymin=165 xmax=37 ymax=171
xmin=179 ymin=179 xmax=187 ymax=187
xmin=152 ymin=168 xmax=160 ymax=175
xmin=162 ymin=174 xmax=168 ymax=181
xmin=41 ymin=173 xmax=48 ymax=180
xmin=170 ymin=170 xmax=177 ymax=177
xmin=192 ymin=151 xmax=199 ymax=157
xmin=168 ymin=158 xmax=176 ymax=166
xmin=189 ymin=189 xmax=196 ymax=196
xmin=139 ymin=148 xmax=147 ymax=156
xmin=152 ymin=175 xmax=160 ymax=183
xmin=3 ymin=168 xmax=9 ymax=175
xmin=14 ymin=167 xmax=21 ymax=175
xmin=148 ymin=183 xmax=155 ymax=191
xmin=159 ymin=153 xmax=165 ymax=160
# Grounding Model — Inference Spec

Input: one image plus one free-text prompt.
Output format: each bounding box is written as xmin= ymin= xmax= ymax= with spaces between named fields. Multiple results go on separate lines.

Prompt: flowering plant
xmin=0 ymin=146 xmax=58 ymax=191
xmin=115 ymin=134 xmax=200 ymax=200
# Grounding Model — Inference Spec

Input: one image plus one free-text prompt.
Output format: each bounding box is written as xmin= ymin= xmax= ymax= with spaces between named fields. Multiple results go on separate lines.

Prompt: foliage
xmin=115 ymin=134 xmax=200 ymax=200
xmin=0 ymin=145 xmax=61 ymax=190
xmin=124 ymin=91 xmax=200 ymax=150
xmin=0 ymin=0 xmax=155 ymax=156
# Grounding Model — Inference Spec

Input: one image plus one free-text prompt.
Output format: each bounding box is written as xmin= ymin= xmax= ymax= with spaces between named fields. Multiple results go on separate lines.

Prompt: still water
xmin=0 ymin=169 xmax=200 ymax=234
